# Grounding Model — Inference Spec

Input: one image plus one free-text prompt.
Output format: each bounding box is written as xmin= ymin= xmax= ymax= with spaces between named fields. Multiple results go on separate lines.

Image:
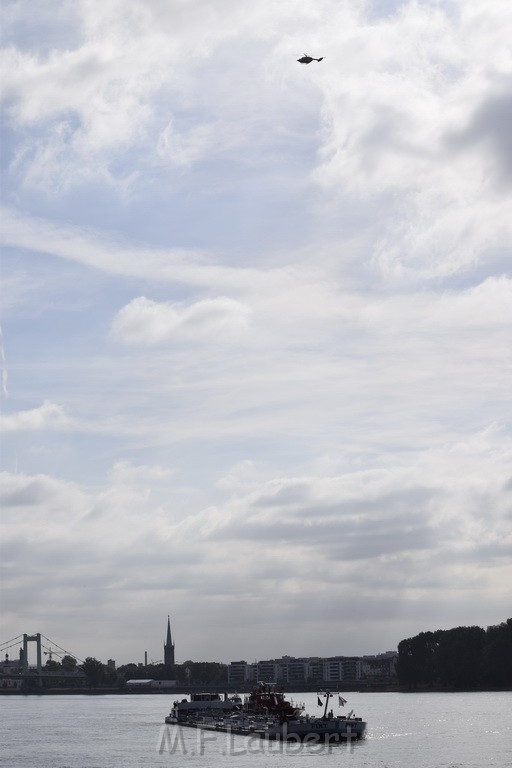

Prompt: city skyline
xmin=1 ymin=0 xmax=511 ymax=664
xmin=1 ymin=614 xmax=506 ymax=668
xmin=1 ymin=617 xmax=397 ymax=667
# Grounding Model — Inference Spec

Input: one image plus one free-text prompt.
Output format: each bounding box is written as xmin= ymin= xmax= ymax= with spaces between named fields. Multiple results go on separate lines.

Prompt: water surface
xmin=1 ymin=691 xmax=510 ymax=767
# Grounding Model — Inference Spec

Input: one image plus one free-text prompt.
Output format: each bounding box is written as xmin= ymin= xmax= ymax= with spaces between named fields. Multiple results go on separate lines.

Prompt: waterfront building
xmin=227 ymin=652 xmax=396 ymax=685
xmin=255 ymin=659 xmax=281 ymax=682
xmin=282 ymin=658 xmax=310 ymax=683
xmin=227 ymin=660 xmax=253 ymax=685
xmin=361 ymin=651 xmax=398 ymax=678
xmin=321 ymin=657 xmax=362 ymax=682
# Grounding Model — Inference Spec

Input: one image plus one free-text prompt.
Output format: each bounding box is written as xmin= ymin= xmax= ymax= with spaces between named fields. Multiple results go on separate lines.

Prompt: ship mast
xmin=318 ymin=690 xmax=331 ymax=719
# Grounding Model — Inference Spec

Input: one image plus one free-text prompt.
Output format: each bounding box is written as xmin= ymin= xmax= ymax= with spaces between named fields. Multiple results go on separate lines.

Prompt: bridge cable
xmin=41 ymin=634 xmax=84 ymax=664
xmin=0 ymin=634 xmax=24 ymax=648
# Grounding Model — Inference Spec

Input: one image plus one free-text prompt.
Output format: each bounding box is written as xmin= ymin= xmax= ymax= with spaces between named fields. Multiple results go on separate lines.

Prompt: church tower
xmin=164 ymin=615 xmax=175 ymax=666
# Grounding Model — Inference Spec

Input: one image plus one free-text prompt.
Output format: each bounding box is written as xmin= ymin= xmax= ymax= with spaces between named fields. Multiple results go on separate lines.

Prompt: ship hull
xmin=264 ymin=718 xmax=366 ymax=741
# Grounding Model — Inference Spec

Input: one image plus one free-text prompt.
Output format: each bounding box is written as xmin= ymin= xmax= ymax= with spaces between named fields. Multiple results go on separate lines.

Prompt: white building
xmin=227 ymin=661 xmax=253 ymax=685
xmin=227 ymin=656 xmax=363 ymax=684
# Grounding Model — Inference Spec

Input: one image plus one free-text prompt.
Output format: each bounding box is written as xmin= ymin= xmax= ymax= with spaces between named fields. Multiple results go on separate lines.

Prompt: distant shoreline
xmin=1 ymin=684 xmax=510 ymax=696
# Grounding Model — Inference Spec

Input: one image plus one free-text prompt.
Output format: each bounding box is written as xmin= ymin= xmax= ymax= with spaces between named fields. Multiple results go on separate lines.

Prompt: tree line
xmin=74 ymin=659 xmax=227 ymax=689
xmin=397 ymin=618 xmax=512 ymax=689
xmin=116 ymin=660 xmax=228 ymax=687
xmin=30 ymin=656 xmax=228 ymax=690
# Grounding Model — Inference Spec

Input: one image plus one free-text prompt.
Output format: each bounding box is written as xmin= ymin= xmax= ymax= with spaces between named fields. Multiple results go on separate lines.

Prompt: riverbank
xmin=1 ymin=682 xmax=510 ymax=695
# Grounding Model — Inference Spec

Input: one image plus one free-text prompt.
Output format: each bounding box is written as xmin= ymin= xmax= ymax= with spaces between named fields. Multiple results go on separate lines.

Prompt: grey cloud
xmin=447 ymin=82 xmax=512 ymax=187
xmin=208 ymin=503 xmax=436 ymax=559
xmin=253 ymin=480 xmax=436 ymax=515
xmin=254 ymin=481 xmax=313 ymax=507
xmin=112 ymin=540 xmax=205 ymax=572
xmin=1 ymin=538 xmax=108 ymax=577
xmin=447 ymin=540 xmax=512 ymax=563
xmin=295 ymin=487 xmax=437 ymax=519
xmin=1 ymin=525 xmax=208 ymax=596
xmin=1 ymin=477 xmax=60 ymax=507
xmin=325 ymin=519 xmax=435 ymax=562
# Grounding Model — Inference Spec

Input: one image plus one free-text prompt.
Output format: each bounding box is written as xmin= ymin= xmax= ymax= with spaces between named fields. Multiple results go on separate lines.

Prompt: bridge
xmin=0 ymin=633 xmax=84 ymax=688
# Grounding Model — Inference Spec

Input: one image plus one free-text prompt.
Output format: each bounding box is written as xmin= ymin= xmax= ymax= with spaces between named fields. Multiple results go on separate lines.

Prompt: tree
xmin=484 ymin=619 xmax=512 ymax=686
xmin=397 ymin=632 xmax=437 ymax=688
xmin=173 ymin=661 xmax=228 ymax=685
xmin=397 ymin=622 xmax=504 ymax=689
xmin=435 ymin=626 xmax=485 ymax=688
xmin=102 ymin=664 xmax=118 ymax=686
xmin=44 ymin=659 xmax=61 ymax=671
xmin=61 ymin=655 xmax=78 ymax=672
xmin=397 ymin=637 xmax=415 ymax=687
xmin=117 ymin=663 xmax=144 ymax=681
xmin=82 ymin=657 xmax=105 ymax=689
xmin=145 ymin=663 xmax=167 ymax=680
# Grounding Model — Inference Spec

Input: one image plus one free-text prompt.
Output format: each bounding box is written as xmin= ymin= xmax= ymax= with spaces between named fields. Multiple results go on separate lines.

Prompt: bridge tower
xmin=22 ymin=633 xmax=43 ymax=685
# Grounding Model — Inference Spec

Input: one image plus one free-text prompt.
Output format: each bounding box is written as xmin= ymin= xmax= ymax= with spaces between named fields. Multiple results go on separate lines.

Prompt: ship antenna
xmin=323 ymin=690 xmax=331 ymax=720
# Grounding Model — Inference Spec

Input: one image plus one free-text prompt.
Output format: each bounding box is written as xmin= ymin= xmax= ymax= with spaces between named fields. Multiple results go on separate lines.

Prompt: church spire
xmin=164 ymin=615 xmax=175 ymax=666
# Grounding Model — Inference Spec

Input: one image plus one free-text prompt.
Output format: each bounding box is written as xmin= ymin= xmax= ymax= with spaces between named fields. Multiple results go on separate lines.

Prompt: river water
xmin=1 ymin=691 xmax=510 ymax=767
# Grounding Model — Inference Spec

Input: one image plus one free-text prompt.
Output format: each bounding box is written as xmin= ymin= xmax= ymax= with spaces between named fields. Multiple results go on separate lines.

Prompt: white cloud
xmin=311 ymin=2 xmax=512 ymax=281
xmin=0 ymin=326 xmax=8 ymax=397
xmin=0 ymin=206 xmax=295 ymax=292
xmin=0 ymin=0 xmax=322 ymax=190
xmin=358 ymin=276 xmax=512 ymax=333
xmin=111 ymin=296 xmax=252 ymax=345
xmin=0 ymin=400 xmax=70 ymax=431
xmin=157 ymin=120 xmax=217 ymax=168
xmin=1 ymin=0 xmax=511 ymax=661
xmin=107 ymin=460 xmax=174 ymax=485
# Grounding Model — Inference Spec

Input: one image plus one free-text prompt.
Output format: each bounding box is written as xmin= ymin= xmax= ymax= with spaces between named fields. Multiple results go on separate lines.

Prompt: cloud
xmin=358 ymin=276 xmax=512 ymax=333
xmin=311 ymin=2 xmax=512 ymax=281
xmin=1 ymin=0 xmax=511 ymax=662
xmin=3 ymin=1 xmax=511 ymax=285
xmin=111 ymin=296 xmax=252 ymax=345
xmin=107 ymin=460 xmax=174 ymax=486
xmin=448 ymin=82 xmax=512 ymax=188
xmin=1 ymin=473 xmax=76 ymax=509
xmin=2 ymin=424 xmax=510 ymax=659
xmin=0 ymin=269 xmax=42 ymax=312
xmin=157 ymin=120 xmax=217 ymax=168
xmin=0 ymin=400 xmax=148 ymax=438
xmin=0 ymin=400 xmax=70 ymax=431
xmin=0 ymin=326 xmax=8 ymax=397
xmin=0 ymin=206 xmax=296 ymax=292
xmin=0 ymin=0 xmax=325 ymax=191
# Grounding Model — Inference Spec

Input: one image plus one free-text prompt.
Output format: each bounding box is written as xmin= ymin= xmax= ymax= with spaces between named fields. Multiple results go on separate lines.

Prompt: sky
xmin=0 ymin=0 xmax=511 ymax=667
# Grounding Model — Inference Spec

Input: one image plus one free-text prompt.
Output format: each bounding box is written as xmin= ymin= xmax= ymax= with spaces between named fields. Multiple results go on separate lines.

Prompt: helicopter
xmin=297 ymin=54 xmax=324 ymax=64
